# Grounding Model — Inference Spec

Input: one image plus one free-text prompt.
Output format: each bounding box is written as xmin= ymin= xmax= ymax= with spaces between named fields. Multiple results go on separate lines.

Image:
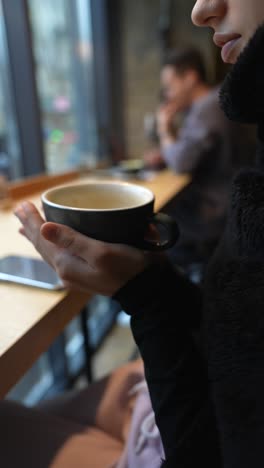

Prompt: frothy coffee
xmin=47 ymin=184 xmax=152 ymax=211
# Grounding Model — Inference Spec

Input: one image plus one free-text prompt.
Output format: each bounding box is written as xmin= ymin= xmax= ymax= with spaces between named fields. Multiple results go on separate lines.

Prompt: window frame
xmin=2 ymin=0 xmax=45 ymax=176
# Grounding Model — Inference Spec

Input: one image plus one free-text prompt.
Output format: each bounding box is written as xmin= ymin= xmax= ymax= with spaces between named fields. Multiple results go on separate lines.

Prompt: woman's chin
xmin=219 ymin=24 xmax=264 ymax=124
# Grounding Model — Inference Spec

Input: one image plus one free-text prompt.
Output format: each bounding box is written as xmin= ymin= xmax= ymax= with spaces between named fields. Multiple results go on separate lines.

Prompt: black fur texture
xmin=204 ymin=27 xmax=264 ymax=454
xmin=220 ymin=24 xmax=264 ymax=125
xmin=204 ymin=169 xmax=264 ymax=458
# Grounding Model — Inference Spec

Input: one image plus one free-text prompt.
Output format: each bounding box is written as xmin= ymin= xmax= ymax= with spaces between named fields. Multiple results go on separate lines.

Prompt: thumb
xmin=40 ymin=222 xmax=93 ymax=258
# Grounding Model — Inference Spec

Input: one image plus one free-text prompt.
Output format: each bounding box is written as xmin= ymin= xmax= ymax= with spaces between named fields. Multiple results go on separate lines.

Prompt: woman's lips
xmin=221 ymin=37 xmax=241 ymax=63
xmin=213 ymin=34 xmax=242 ymax=64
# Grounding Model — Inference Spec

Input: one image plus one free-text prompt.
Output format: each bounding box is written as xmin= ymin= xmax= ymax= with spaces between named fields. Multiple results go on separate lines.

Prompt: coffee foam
xmin=46 ymin=184 xmax=153 ymax=211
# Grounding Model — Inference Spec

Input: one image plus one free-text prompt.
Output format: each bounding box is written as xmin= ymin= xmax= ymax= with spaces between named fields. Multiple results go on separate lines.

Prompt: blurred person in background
xmin=144 ymin=48 xmax=256 ymax=273
xmin=144 ymin=47 xmax=211 ymax=169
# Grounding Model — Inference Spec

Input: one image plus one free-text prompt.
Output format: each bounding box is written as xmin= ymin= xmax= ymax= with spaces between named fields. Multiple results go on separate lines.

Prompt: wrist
xmin=157 ymin=125 xmax=175 ymax=141
xmin=157 ymin=125 xmax=170 ymax=137
xmin=159 ymin=133 xmax=176 ymax=146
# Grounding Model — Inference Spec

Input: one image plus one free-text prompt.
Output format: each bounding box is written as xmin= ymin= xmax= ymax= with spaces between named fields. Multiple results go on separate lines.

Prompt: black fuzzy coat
xmin=116 ymin=25 xmax=264 ymax=467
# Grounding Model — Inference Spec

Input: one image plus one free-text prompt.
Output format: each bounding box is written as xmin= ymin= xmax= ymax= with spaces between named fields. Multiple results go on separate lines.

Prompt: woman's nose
xmin=192 ymin=0 xmax=227 ymax=28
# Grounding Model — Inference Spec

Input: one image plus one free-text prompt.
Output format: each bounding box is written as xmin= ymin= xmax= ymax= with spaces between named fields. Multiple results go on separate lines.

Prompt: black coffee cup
xmin=42 ymin=181 xmax=179 ymax=251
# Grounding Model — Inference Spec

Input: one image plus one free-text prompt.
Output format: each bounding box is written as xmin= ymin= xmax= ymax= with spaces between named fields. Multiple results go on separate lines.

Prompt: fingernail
xmin=14 ymin=207 xmax=21 ymax=217
xmin=49 ymin=227 xmax=59 ymax=239
xmin=42 ymin=224 xmax=60 ymax=241
xmin=22 ymin=202 xmax=30 ymax=211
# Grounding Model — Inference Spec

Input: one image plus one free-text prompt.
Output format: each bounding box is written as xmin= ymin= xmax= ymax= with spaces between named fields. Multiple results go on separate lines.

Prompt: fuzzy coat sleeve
xmin=115 ymin=261 xmax=222 ymax=466
xmin=204 ymin=168 xmax=264 ymax=467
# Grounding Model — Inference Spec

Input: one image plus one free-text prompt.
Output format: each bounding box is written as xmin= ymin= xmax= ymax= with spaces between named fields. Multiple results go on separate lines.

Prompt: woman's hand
xmin=14 ymin=202 xmax=149 ymax=296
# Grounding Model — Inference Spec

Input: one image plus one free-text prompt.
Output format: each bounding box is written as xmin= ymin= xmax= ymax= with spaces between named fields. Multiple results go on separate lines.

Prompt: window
xmin=2 ymin=0 xmax=116 ymax=403
xmin=0 ymin=1 xmax=22 ymax=179
xmin=28 ymin=0 xmax=99 ymax=173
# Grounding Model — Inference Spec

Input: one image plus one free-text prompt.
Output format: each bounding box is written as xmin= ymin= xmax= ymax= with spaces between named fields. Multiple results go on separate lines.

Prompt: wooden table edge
xmin=0 ymin=291 xmax=90 ymax=399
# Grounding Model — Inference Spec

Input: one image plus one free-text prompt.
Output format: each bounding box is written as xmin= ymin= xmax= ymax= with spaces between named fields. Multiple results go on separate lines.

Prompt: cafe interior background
xmin=0 ymin=0 xmax=226 ymax=405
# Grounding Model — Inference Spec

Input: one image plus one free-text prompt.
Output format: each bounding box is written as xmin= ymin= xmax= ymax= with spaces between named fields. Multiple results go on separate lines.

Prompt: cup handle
xmin=140 ymin=212 xmax=179 ymax=251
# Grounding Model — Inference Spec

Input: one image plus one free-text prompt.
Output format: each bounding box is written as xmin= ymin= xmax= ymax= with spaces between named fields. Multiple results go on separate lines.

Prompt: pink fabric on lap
xmin=116 ymin=382 xmax=165 ymax=468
